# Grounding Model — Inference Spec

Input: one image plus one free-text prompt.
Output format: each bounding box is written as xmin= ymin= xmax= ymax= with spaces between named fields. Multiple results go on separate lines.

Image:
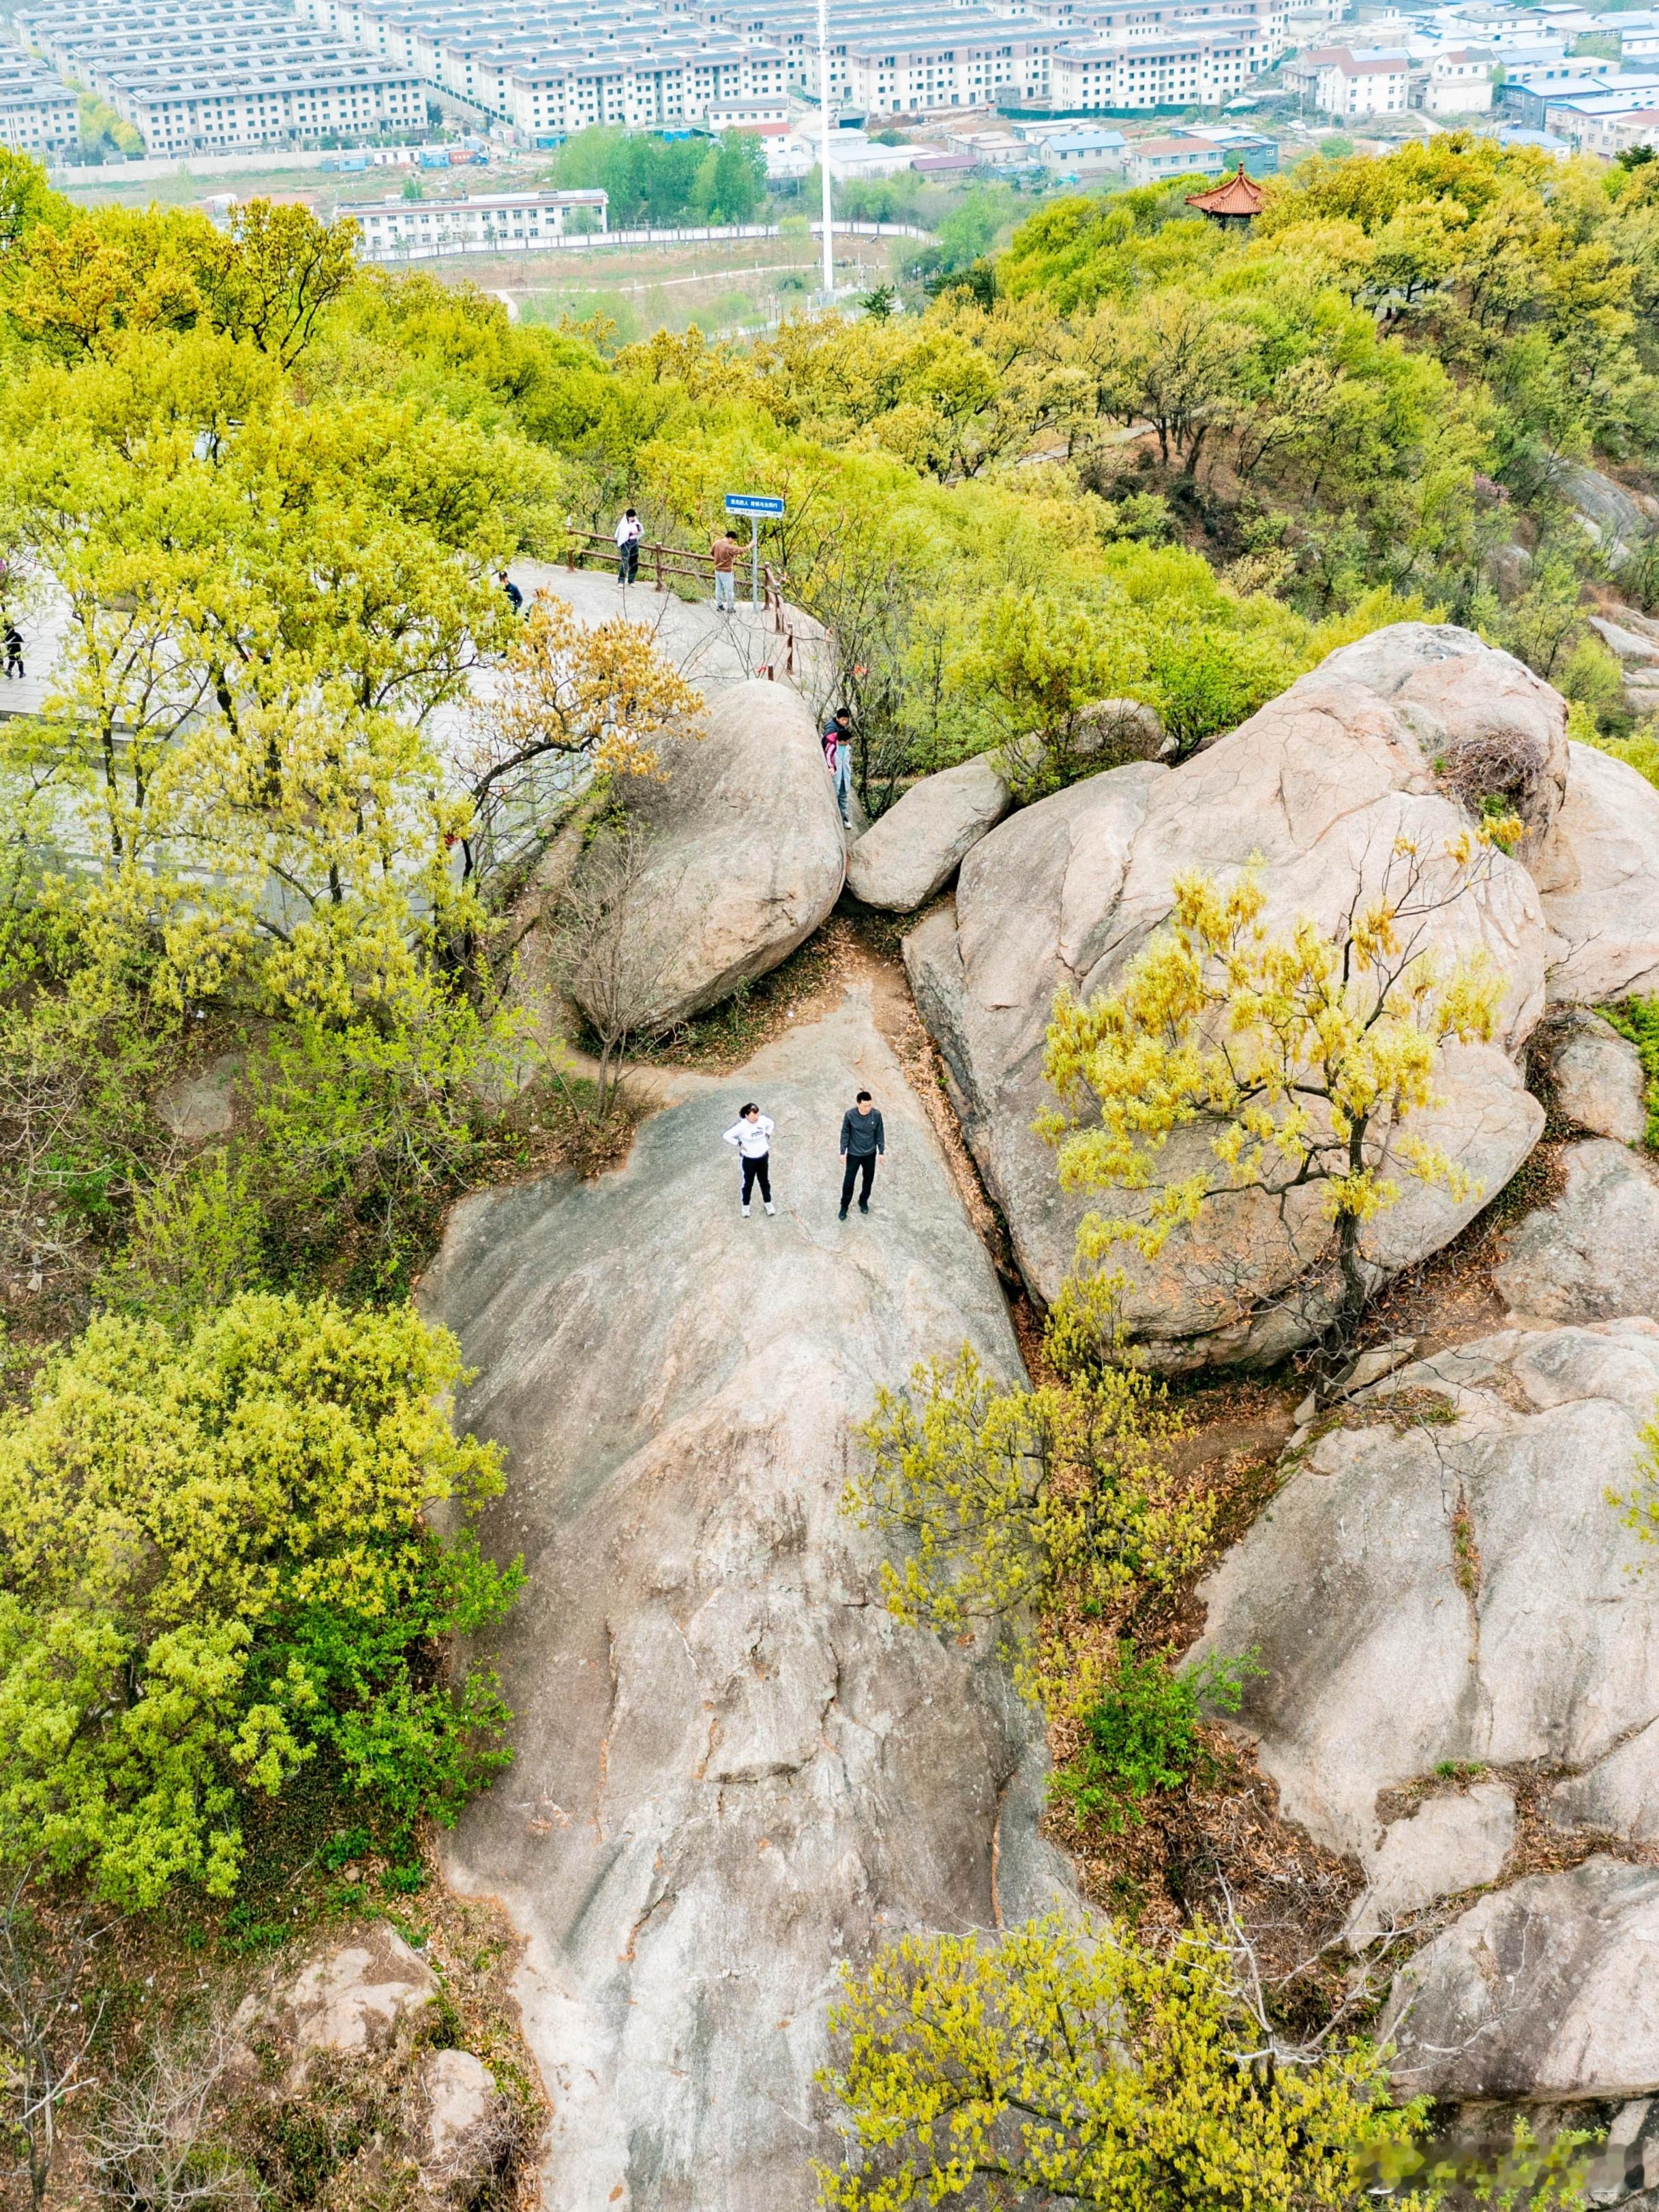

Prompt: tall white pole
xmin=818 ymin=0 xmax=834 ymax=297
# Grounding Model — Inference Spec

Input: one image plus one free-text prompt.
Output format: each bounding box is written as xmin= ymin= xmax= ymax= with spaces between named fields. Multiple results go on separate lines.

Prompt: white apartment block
xmin=1052 ymin=20 xmax=1274 ymax=111
xmin=293 ymin=0 xmax=788 ymax=138
xmin=0 ymin=53 xmax=78 ymax=155
xmin=14 ymin=0 xmax=425 ymax=152
xmin=355 ymin=185 xmax=608 ymax=256
xmin=1315 ymin=50 xmax=1411 ymax=112
xmin=1415 ymin=46 xmax=1491 ymax=112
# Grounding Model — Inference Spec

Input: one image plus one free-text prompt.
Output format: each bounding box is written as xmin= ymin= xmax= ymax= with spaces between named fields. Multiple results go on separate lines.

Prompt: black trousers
xmin=618 ymin=541 xmax=639 ymax=584
xmin=840 ymin=1154 xmax=876 ymax=1210
xmin=741 ymin=1154 xmax=771 ymax=1205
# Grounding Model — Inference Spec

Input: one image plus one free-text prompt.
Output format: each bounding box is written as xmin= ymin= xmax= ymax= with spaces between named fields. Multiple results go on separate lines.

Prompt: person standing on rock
xmin=615 ymin=507 xmax=643 ymax=586
xmin=822 ymin=706 xmax=853 ymax=826
xmin=838 ymin=1090 xmax=884 ymax=1219
xmin=723 ymin=1101 xmax=776 ymax=1218
xmin=711 ymin=528 xmax=740 ymax=612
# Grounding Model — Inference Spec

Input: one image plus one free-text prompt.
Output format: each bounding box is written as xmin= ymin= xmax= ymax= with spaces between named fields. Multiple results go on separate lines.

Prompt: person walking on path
xmin=838 ymin=1090 xmax=884 ymax=1218
xmin=822 ymin=706 xmax=853 ymax=826
xmin=499 ymin=569 xmax=523 ymax=614
xmin=1 ymin=623 xmax=21 ymax=679
xmin=723 ymin=1101 xmax=776 ymax=1217
xmin=711 ymin=528 xmax=740 ymax=612
xmin=615 ymin=507 xmax=643 ymax=586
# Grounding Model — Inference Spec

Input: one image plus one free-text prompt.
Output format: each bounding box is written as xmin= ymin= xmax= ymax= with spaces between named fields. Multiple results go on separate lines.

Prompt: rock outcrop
xmin=1554 ymin=462 xmax=1658 ymax=571
xmin=906 ymin=625 xmax=1551 ymax=1364
xmin=846 ymin=754 xmax=1011 ymax=912
xmin=417 ymin=2048 xmax=511 ymax=2198
xmin=1191 ymin=1322 xmax=1659 ymax=1924
xmin=1545 ymin=1011 xmax=1647 ymax=1144
xmin=423 ymin=982 xmax=1075 ymax=2212
xmin=1381 ymin=1859 xmax=1659 ymax=2101
xmin=1493 ymin=1139 xmax=1659 ymax=1321
xmin=1535 ymin=742 xmax=1659 ymax=1004
xmin=567 ymin=678 xmax=844 ymax=1035
xmin=232 ymin=1924 xmax=438 ymax=2092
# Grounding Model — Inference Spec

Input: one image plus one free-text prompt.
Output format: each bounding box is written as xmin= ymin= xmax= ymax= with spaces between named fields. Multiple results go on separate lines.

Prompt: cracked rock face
xmin=422 ymin=983 xmax=1075 ymax=2212
xmin=1494 ymin=1139 xmax=1659 ymax=1323
xmin=1534 ymin=742 xmax=1659 ymax=1006
xmin=1190 ymin=1322 xmax=1659 ymax=1939
xmin=1545 ymin=1011 xmax=1648 ymax=1146
xmin=906 ymin=625 xmax=1549 ymax=1364
xmin=1381 ymin=1858 xmax=1659 ymax=2101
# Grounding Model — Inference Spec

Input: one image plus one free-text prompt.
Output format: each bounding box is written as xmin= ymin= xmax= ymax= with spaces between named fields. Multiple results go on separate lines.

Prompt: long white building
xmin=355 ymin=184 xmax=608 ymax=256
xmin=0 ymin=49 xmax=78 ymax=156
xmin=14 ymin=0 xmax=425 ymax=154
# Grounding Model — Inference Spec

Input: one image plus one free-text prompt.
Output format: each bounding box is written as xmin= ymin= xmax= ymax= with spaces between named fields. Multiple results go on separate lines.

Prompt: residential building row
xmin=0 ymin=45 xmax=79 ymax=158
xmin=14 ymin=1 xmax=427 ymax=153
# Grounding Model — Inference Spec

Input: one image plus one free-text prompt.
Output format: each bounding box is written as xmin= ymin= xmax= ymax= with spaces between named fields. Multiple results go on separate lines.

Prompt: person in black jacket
xmin=838 ymin=1089 xmax=884 ymax=1219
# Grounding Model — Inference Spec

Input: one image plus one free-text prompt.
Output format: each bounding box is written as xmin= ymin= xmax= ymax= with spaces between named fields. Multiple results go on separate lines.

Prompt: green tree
xmin=0 ymin=1292 xmax=521 ymax=1908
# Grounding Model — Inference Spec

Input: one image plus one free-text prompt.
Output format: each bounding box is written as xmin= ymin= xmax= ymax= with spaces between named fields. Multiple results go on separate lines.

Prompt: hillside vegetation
xmin=0 ymin=127 xmax=1654 ymax=2207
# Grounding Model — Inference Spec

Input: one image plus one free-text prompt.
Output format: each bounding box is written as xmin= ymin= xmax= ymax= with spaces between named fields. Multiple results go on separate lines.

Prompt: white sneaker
xmin=741 ymin=1204 xmax=751 ymax=1217
xmin=764 ymin=1201 xmax=775 ymax=1215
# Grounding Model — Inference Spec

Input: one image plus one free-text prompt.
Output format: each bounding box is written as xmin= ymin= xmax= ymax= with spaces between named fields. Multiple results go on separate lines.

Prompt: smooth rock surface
xmin=846 ymin=753 xmax=1011 ymax=912
xmin=907 ymin=625 xmax=1551 ymax=1362
xmin=1552 ymin=1718 xmax=1659 ymax=1844
xmin=1381 ymin=1857 xmax=1659 ymax=2100
xmin=235 ymin=1924 xmax=438 ymax=2091
xmin=1536 ymin=742 xmax=1659 ymax=1004
xmin=425 ymin=981 xmax=1075 ymax=2212
xmin=1191 ymin=1322 xmax=1659 ymax=1867
xmin=1493 ymin=1139 xmax=1659 ymax=1322
xmin=567 ymin=678 xmax=844 ymax=1034
xmin=1547 ymin=1011 xmax=1648 ymax=1144
xmin=1591 ymin=615 xmax=1659 ymax=668
xmin=1344 ymin=1782 xmax=1515 ymax=1949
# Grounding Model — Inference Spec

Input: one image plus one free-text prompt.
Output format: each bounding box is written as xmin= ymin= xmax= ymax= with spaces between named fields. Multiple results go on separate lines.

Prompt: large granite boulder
xmin=906 ymin=625 xmax=1551 ymax=1365
xmin=231 ymin=1924 xmax=438 ymax=2093
xmin=1381 ymin=1859 xmax=1659 ymax=2101
xmin=567 ymin=678 xmax=843 ymax=1035
xmin=1535 ymin=742 xmax=1659 ymax=1004
xmin=846 ymin=754 xmax=1011 ymax=912
xmin=1190 ymin=1321 xmax=1659 ymax=1926
xmin=422 ymin=983 xmax=1075 ymax=2212
xmin=1554 ymin=462 xmax=1658 ymax=571
xmin=1493 ymin=1139 xmax=1659 ymax=1322
xmin=1545 ymin=1010 xmax=1647 ymax=1144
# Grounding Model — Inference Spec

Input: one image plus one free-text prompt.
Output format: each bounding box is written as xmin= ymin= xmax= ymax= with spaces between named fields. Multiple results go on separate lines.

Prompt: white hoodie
xmin=723 ymin=1114 xmax=773 ymax=1159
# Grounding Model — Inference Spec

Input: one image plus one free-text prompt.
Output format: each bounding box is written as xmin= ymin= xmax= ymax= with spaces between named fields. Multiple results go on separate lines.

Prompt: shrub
xmin=0 ymin=1292 xmax=521 ymax=1907
xmin=1053 ymin=1641 xmax=1258 ymax=1831
xmin=1600 ymin=995 xmax=1659 ymax=1148
xmin=819 ymin=1913 xmax=1433 ymax=2212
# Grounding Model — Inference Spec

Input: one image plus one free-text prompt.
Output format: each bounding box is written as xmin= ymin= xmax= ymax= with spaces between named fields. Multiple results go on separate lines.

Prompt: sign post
xmin=725 ymin=492 xmax=786 ymax=611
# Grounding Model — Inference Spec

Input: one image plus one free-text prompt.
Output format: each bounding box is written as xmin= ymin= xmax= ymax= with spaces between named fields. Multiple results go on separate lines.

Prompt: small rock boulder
xmin=1191 ymin=1322 xmax=1659 ymax=1885
xmin=1344 ymin=1782 xmax=1515 ymax=1950
xmin=1555 ymin=462 xmax=1658 ymax=571
xmin=1589 ymin=614 xmax=1659 ymax=668
xmin=234 ymin=1924 xmax=438 ymax=2091
xmin=418 ymin=2048 xmax=509 ymax=2199
xmin=153 ymin=1052 xmax=241 ymax=1141
xmin=846 ymin=754 xmax=1011 ymax=912
xmin=1546 ymin=1011 xmax=1648 ymax=1144
xmin=566 ymin=678 xmax=843 ymax=1034
xmin=1381 ymin=1857 xmax=1659 ymax=2100
xmin=1536 ymin=742 xmax=1659 ymax=1004
xmin=1493 ymin=1139 xmax=1659 ymax=1323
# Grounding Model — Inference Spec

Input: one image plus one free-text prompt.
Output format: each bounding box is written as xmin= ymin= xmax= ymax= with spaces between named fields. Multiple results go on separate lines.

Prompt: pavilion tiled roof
xmin=1184 ymin=162 xmax=1266 ymax=216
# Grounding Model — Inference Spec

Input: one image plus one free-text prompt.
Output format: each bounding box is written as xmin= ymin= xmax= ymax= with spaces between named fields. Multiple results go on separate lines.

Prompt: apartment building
xmin=0 ymin=50 xmax=78 ymax=156
xmin=294 ymin=0 xmax=789 ymax=138
xmin=355 ymin=185 xmax=608 ymax=256
xmin=14 ymin=1 xmax=425 ymax=151
xmin=1051 ymin=23 xmax=1275 ymax=112
xmin=1416 ymin=46 xmax=1492 ymax=110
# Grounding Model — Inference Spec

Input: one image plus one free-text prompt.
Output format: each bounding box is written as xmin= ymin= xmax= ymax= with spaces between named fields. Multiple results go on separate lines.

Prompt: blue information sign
xmin=725 ymin=492 xmax=786 ymax=516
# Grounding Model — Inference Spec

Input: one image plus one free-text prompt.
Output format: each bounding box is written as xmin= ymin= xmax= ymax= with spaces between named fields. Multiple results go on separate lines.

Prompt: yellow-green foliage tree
xmin=819 ymin=1914 xmax=1439 ymax=2212
xmin=1042 ymin=846 xmax=1508 ymax=1352
xmin=848 ymin=1343 xmax=1209 ymax=1710
xmin=0 ymin=1292 xmax=520 ymax=1908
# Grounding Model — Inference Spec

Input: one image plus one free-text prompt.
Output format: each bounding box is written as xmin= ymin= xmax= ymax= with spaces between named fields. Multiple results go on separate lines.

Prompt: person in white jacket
xmin=723 ymin=1101 xmax=775 ymax=1217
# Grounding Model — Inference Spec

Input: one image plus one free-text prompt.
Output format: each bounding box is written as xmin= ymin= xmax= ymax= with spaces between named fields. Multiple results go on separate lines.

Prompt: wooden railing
xmin=559 ymin=531 xmax=807 ymax=681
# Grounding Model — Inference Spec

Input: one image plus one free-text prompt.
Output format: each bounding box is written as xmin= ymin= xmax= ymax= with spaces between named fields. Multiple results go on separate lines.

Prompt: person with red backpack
xmin=822 ymin=705 xmax=852 ymax=825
